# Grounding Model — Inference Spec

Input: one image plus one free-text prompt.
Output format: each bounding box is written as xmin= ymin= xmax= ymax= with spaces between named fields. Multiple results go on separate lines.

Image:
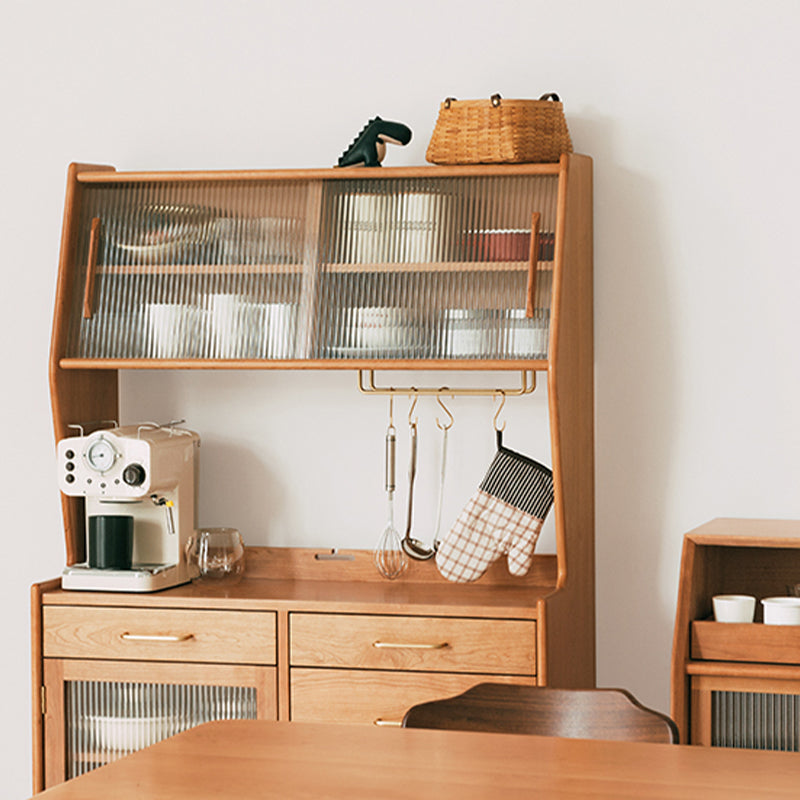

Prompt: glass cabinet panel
xmin=67 ymin=179 xmax=312 ymax=360
xmin=66 ymin=172 xmax=558 ymax=362
xmin=65 ymin=679 xmax=257 ymax=779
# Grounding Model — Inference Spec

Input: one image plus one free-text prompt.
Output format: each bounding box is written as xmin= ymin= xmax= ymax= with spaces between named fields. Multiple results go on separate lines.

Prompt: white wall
xmin=4 ymin=0 xmax=800 ymax=793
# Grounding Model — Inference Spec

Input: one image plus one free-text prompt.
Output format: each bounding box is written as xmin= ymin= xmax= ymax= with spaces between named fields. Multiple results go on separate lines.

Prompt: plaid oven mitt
xmin=435 ymin=433 xmax=554 ymax=583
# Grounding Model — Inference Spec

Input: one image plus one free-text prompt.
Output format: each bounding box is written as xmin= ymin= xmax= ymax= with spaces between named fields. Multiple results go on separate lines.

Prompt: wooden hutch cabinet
xmin=671 ymin=518 xmax=800 ymax=749
xmin=32 ymin=154 xmax=594 ymax=790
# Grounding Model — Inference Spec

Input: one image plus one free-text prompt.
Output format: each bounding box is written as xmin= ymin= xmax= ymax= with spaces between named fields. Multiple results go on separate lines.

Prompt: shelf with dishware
xmin=57 ymin=163 xmax=565 ymax=368
xmin=37 ymin=155 xmax=593 ymax=791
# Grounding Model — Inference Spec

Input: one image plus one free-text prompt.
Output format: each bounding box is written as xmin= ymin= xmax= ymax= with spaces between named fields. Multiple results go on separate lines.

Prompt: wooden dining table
xmin=30 ymin=719 xmax=800 ymax=799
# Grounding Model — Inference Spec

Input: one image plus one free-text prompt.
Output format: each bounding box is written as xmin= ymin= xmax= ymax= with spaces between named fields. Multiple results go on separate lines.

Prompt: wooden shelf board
xmin=686 ymin=518 xmax=800 ymax=547
xmin=40 ymin=546 xmax=556 ymax=618
xmin=92 ymin=260 xmax=553 ymax=276
xmin=322 ymin=260 xmax=553 ymax=274
xmin=40 ymin=578 xmax=549 ymax=618
xmin=685 ymin=660 xmax=800 ymax=680
xmin=58 ymin=357 xmax=550 ymax=371
xmin=76 ymin=162 xmax=564 ymax=184
xmin=96 ymin=263 xmax=303 ymax=276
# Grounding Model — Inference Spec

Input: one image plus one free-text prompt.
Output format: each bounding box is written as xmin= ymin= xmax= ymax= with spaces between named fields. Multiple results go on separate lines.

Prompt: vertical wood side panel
xmin=542 ymin=153 xmax=595 ymax=687
xmin=670 ymin=537 xmax=697 ymax=742
xmin=49 ymin=163 xmax=119 ymax=564
xmin=42 ymin=659 xmax=66 ymax=788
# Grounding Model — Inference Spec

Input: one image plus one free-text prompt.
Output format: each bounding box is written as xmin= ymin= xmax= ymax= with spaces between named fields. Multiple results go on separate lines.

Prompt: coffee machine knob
xmin=123 ymin=463 xmax=147 ymax=487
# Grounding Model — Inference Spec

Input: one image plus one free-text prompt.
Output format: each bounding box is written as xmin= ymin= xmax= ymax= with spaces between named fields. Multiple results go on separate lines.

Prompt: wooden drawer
xmin=43 ymin=606 xmax=276 ymax=665
xmin=291 ymin=668 xmax=535 ymax=725
xmin=290 ymin=613 xmax=535 ymax=675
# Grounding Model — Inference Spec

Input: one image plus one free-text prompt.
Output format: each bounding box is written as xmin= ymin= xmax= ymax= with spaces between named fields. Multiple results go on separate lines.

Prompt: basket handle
xmin=443 ymin=94 xmax=503 ymax=109
xmin=443 ymin=93 xmax=559 ymax=108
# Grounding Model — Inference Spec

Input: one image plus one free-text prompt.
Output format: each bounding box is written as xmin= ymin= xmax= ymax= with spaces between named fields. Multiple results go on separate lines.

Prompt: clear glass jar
xmin=186 ymin=528 xmax=245 ymax=584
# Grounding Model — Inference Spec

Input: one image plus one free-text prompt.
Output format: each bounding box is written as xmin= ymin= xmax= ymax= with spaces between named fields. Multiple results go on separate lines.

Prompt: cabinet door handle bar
xmin=373 ymin=719 xmax=403 ymax=727
xmin=120 ymin=632 xmax=195 ymax=643
xmin=82 ymin=217 xmax=102 ymax=319
xmin=372 ymin=641 xmax=449 ymax=650
xmin=525 ymin=211 xmax=541 ymax=318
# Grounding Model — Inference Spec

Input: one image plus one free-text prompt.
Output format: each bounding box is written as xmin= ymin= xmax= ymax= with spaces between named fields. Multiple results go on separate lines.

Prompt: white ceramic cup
xmin=146 ymin=303 xmax=204 ymax=358
xmin=712 ymin=594 xmax=756 ymax=623
xmin=762 ymin=596 xmax=800 ymax=625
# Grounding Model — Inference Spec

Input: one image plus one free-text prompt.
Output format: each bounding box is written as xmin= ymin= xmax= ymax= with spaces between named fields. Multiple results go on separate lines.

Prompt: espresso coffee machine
xmin=57 ymin=422 xmax=200 ymax=592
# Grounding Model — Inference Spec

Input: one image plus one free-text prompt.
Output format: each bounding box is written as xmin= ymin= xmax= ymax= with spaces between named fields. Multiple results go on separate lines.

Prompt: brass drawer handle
xmin=372 ymin=641 xmax=449 ymax=650
xmin=120 ymin=632 xmax=195 ymax=643
xmin=373 ymin=719 xmax=403 ymax=727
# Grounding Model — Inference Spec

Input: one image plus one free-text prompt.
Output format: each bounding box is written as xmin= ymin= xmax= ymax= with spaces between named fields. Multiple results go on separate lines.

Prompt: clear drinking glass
xmin=186 ymin=528 xmax=245 ymax=584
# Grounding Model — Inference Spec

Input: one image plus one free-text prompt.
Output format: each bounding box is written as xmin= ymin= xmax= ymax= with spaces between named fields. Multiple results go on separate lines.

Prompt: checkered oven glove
xmin=435 ymin=434 xmax=554 ymax=583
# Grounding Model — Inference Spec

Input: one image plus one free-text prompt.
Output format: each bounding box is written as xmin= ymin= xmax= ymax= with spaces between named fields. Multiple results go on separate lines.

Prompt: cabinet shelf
xmin=58 ymin=357 xmax=551 ymax=371
xmin=93 ymin=260 xmax=554 ymax=276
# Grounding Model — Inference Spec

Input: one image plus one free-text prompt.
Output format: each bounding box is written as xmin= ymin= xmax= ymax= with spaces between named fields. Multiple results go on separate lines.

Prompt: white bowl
xmin=85 ymin=715 xmax=180 ymax=751
xmin=762 ymin=597 xmax=800 ymax=625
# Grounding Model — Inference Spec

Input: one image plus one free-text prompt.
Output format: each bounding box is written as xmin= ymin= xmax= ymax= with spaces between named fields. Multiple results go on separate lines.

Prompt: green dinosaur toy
xmin=337 ymin=117 xmax=413 ymax=167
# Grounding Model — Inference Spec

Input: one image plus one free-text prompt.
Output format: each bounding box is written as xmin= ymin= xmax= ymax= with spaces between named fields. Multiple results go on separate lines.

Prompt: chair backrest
xmin=402 ymin=683 xmax=679 ymax=744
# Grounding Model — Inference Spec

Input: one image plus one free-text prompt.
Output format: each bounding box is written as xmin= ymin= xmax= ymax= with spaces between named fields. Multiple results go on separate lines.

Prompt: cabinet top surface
xmin=73 ymin=157 xmax=590 ymax=184
xmin=685 ymin=518 xmax=800 ymax=547
xmin=37 ymin=547 xmax=553 ymax=616
xmin=38 ymin=577 xmax=546 ymax=617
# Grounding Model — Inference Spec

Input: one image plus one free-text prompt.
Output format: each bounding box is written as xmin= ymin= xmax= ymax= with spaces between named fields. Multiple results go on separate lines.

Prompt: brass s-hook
xmin=436 ymin=392 xmax=454 ymax=431
xmin=408 ymin=390 xmax=419 ymax=426
xmin=493 ymin=391 xmax=507 ymax=432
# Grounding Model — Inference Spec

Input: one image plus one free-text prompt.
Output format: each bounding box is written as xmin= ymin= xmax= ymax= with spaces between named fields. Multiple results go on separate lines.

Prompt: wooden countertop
xmin=39 ymin=545 xmax=558 ymax=617
xmin=30 ymin=719 xmax=800 ymax=799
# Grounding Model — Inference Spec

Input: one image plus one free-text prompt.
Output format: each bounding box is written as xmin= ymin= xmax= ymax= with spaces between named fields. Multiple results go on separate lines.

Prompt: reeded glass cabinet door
xmin=66 ymin=171 xmax=559 ymax=363
xmin=68 ymin=179 xmax=315 ymax=360
xmin=314 ymin=174 xmax=557 ymax=361
xmin=43 ymin=659 xmax=276 ymax=788
xmin=691 ymin=675 xmax=800 ymax=751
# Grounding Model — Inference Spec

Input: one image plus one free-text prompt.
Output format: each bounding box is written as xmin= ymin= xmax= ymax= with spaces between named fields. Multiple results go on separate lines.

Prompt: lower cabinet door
xmin=690 ymin=674 xmax=800 ymax=749
xmin=290 ymin=668 xmax=535 ymax=726
xmin=42 ymin=659 xmax=276 ymax=788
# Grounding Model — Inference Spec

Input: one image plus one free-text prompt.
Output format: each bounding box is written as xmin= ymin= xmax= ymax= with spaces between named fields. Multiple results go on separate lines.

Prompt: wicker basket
xmin=426 ymin=93 xmax=573 ymax=165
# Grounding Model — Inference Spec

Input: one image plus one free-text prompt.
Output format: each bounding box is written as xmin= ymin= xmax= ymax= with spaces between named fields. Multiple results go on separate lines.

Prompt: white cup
xmin=762 ymin=597 xmax=800 ymax=625
xmin=712 ymin=594 xmax=756 ymax=623
xmin=208 ymin=294 xmax=265 ymax=359
xmin=146 ymin=303 xmax=204 ymax=358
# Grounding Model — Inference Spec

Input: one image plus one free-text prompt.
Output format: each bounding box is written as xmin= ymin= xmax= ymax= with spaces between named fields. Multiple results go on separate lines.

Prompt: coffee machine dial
xmin=123 ymin=463 xmax=147 ymax=486
xmin=84 ymin=436 xmax=119 ymax=474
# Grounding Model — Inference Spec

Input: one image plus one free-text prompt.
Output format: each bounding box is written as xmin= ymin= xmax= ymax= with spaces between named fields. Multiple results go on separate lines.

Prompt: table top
xmin=31 ymin=719 xmax=800 ymax=799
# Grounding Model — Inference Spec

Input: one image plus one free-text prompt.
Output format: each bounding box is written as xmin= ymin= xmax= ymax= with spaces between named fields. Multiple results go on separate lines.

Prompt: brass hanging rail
xmin=356 ymin=369 xmax=536 ymax=397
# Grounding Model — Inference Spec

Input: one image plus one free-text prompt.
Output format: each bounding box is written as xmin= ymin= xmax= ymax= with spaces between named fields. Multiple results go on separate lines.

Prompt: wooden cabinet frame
xmin=36 ymin=156 xmax=594 ymax=791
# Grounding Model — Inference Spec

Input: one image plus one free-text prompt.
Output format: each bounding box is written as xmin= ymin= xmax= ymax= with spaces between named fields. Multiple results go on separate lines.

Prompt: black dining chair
xmin=402 ymin=683 xmax=679 ymax=744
